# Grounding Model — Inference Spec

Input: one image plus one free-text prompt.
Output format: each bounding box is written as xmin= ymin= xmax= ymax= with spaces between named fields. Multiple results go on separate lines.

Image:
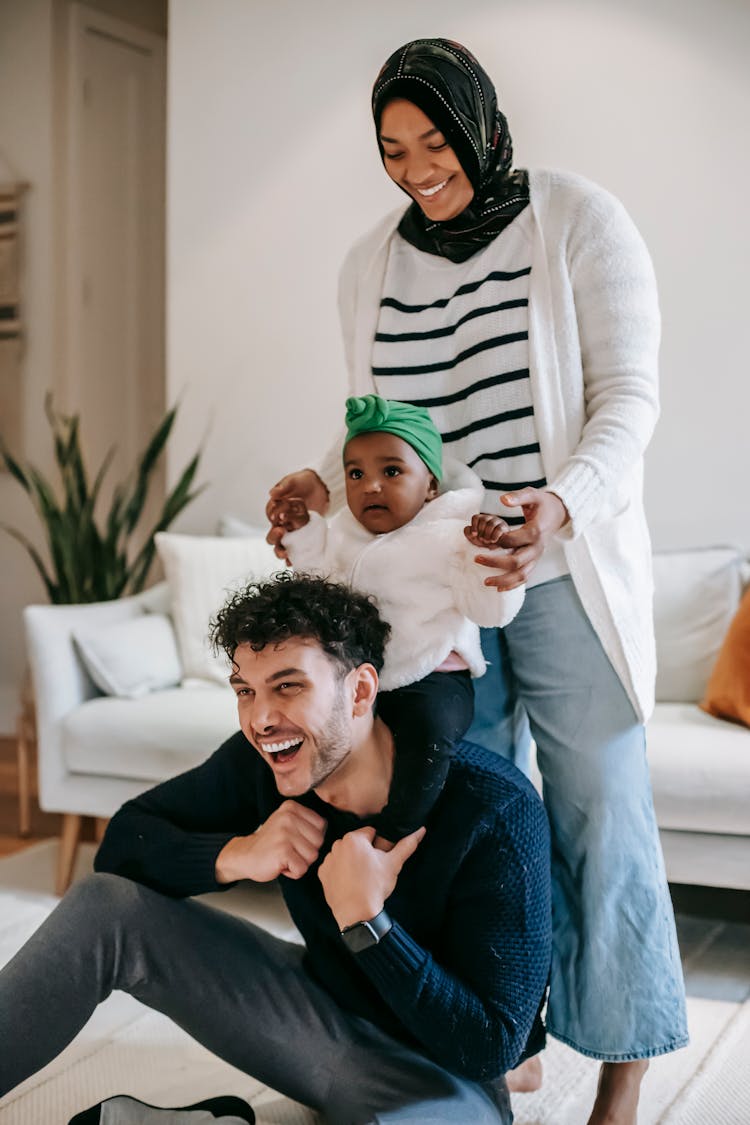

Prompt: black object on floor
xmin=68 ymin=1093 xmax=256 ymax=1125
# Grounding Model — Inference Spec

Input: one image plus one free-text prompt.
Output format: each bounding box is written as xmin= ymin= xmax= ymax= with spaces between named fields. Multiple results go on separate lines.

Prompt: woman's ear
xmin=425 ymin=475 xmax=439 ymax=502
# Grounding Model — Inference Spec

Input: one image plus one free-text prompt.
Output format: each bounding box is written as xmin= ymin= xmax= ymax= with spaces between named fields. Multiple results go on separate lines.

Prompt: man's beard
xmin=308 ymin=683 xmax=353 ymax=789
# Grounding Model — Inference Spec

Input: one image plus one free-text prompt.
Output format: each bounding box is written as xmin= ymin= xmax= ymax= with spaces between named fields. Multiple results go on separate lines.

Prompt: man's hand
xmin=267 ymin=496 xmax=310 ymax=534
xmin=215 ymin=800 xmax=327 ymax=884
xmin=472 ymin=488 xmax=570 ymax=591
xmin=463 ymin=512 xmax=509 ymax=549
xmin=318 ymin=825 xmax=425 ymax=929
xmin=265 ymin=470 xmax=330 ymax=560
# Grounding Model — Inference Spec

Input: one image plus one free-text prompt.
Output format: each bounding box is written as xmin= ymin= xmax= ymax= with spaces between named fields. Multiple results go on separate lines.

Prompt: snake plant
xmin=1 ymin=394 xmax=205 ymax=603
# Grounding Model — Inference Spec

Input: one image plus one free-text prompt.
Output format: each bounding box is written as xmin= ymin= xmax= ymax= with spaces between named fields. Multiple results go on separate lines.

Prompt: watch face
xmin=341 ymin=910 xmax=392 ymax=954
xmin=342 ymin=920 xmax=379 ymax=954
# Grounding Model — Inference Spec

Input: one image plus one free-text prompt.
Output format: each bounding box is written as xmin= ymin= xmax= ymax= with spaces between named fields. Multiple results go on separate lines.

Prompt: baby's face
xmin=344 ymin=432 xmax=438 ymax=535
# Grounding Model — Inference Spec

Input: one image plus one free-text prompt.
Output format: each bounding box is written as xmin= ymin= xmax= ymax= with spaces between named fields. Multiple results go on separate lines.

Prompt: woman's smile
xmin=414 ymin=176 xmax=451 ymax=198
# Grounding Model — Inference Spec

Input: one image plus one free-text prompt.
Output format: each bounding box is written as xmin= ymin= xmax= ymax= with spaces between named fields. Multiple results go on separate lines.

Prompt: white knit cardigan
xmin=317 ymin=170 xmax=660 ymax=721
xmin=283 ymin=460 xmax=525 ymax=691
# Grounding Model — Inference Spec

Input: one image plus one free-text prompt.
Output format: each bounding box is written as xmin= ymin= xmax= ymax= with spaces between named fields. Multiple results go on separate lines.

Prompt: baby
xmin=268 ymin=394 xmax=524 ymax=842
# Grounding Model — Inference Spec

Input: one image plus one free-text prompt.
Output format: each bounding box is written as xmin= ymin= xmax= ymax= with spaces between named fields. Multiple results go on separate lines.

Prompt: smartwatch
xmin=340 ymin=909 xmax=393 ymax=953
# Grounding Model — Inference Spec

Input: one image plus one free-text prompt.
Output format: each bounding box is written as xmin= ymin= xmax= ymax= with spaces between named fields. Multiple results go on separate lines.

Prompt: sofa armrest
xmin=24 ymin=584 xmax=169 ymax=809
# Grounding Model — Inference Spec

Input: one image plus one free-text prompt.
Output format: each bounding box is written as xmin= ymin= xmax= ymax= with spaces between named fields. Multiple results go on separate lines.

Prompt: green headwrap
xmin=344 ymin=395 xmax=443 ymax=481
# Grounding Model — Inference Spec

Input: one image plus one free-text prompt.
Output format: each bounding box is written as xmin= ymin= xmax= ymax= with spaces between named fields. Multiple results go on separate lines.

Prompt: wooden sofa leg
xmin=16 ymin=712 xmax=32 ymax=837
xmin=94 ymin=817 xmax=109 ymax=843
xmin=56 ymin=814 xmax=82 ymax=896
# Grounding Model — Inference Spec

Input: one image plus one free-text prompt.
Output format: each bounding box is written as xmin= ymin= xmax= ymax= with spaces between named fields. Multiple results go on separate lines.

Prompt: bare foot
xmin=586 ymin=1059 xmax=649 ymax=1125
xmin=506 ymin=1054 xmax=543 ymax=1093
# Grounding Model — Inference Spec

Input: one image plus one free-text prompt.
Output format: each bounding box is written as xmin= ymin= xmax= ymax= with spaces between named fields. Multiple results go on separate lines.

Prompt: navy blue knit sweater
xmin=95 ymin=735 xmax=551 ymax=1082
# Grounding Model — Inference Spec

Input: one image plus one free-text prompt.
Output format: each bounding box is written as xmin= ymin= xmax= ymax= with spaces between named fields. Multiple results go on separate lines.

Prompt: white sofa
xmin=24 ymin=584 xmax=238 ymax=891
xmin=646 ymin=546 xmax=749 ymax=891
xmin=24 ymin=542 xmax=750 ymax=894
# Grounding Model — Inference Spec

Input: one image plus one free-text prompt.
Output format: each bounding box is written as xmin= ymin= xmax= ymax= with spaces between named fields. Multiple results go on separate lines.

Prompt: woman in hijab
xmin=268 ymin=38 xmax=687 ymax=1124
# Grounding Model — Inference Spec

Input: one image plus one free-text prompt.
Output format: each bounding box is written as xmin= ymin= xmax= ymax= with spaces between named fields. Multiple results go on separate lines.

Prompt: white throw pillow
xmin=73 ymin=613 xmax=182 ymax=699
xmin=218 ymin=513 xmax=267 ymax=538
xmin=155 ymin=532 xmax=282 ymax=683
xmin=653 ymin=547 xmax=744 ymax=703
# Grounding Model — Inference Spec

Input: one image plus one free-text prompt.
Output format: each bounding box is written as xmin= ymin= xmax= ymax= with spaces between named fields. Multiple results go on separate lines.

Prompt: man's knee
xmin=61 ymin=872 xmax=153 ymax=932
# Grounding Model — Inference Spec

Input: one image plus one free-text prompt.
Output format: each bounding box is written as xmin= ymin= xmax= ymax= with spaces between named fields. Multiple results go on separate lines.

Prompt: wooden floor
xmin=0 ymin=735 xmax=60 ymax=856
xmin=0 ymin=736 xmax=98 ymax=858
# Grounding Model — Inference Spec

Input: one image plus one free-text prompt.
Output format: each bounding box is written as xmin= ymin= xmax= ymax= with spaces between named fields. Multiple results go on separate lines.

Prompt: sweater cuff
xmin=355 ymin=920 xmax=429 ymax=983
xmin=282 ymin=511 xmax=328 ymax=563
xmin=547 ymin=460 xmax=605 ymax=540
xmin=314 ymin=427 xmax=348 ymax=514
xmin=171 ymin=833 xmax=236 ymax=893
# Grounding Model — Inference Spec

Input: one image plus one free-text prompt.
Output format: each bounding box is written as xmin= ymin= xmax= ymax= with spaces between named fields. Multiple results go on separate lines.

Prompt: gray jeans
xmin=0 ymin=873 xmax=512 ymax=1123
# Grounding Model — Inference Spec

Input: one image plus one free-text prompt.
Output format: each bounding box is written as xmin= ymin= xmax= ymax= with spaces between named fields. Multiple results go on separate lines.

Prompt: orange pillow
xmin=700 ymin=588 xmax=750 ymax=726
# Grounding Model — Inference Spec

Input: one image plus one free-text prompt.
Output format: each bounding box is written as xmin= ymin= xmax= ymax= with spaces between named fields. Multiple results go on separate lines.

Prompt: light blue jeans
xmin=469 ymin=575 xmax=688 ymax=1061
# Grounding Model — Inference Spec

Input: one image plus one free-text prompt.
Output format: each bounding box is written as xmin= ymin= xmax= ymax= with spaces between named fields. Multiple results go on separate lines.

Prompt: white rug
xmin=0 ymin=842 xmax=747 ymax=1125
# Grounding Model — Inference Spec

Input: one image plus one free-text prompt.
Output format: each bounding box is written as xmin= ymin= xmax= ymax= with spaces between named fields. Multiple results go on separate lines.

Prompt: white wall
xmin=0 ymin=0 xmax=167 ymax=733
xmin=167 ymin=0 xmax=750 ymax=553
xmin=1 ymin=0 xmax=745 ymax=732
xmin=0 ymin=0 xmax=58 ymax=731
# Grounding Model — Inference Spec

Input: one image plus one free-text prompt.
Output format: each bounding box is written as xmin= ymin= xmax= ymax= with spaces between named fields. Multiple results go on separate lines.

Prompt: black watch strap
xmin=340 ymin=909 xmax=393 ymax=953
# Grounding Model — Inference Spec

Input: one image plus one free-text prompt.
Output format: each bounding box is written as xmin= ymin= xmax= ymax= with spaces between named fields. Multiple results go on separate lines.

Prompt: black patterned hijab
xmin=372 ymin=38 xmax=529 ymax=263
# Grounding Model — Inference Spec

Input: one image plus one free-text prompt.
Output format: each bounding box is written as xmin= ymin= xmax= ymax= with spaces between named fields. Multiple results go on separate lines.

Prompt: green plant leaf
xmin=24 ymin=465 xmax=63 ymax=535
xmin=88 ymin=445 xmax=115 ymax=512
xmin=125 ymin=453 xmax=206 ymax=593
xmin=23 ymin=462 xmax=90 ymax=602
xmin=0 ymin=437 xmax=33 ymax=495
xmin=45 ymin=508 xmax=82 ymax=602
xmin=45 ymin=393 xmax=68 ymax=471
xmin=121 ymin=407 xmax=176 ymax=536
xmin=104 ymin=480 xmax=127 ymax=551
xmin=2 ymin=396 xmax=204 ymax=604
xmin=76 ymin=445 xmax=115 ymax=583
xmin=63 ymin=414 xmax=90 ymax=515
xmin=45 ymin=396 xmax=84 ymax=520
xmin=0 ymin=523 xmax=59 ymax=602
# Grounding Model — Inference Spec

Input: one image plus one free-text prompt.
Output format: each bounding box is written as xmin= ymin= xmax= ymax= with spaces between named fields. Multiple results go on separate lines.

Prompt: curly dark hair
xmin=210 ymin=571 xmax=390 ymax=674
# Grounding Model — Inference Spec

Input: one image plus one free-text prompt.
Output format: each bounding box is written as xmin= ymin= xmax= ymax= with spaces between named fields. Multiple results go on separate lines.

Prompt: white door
xmin=65 ymin=3 xmax=166 ymax=495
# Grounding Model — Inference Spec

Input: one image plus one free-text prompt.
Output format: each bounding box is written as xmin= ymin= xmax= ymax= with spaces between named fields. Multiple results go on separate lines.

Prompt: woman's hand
xmin=267 ymin=496 xmax=310 ymax=535
xmin=472 ymin=488 xmax=570 ymax=591
xmin=265 ymin=470 xmax=330 ymax=559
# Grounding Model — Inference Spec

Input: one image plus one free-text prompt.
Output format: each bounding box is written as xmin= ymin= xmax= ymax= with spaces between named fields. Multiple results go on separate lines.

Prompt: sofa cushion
xmin=647 ymin=702 xmax=750 ymax=834
xmin=218 ymin=513 xmax=267 ymax=538
xmin=62 ymin=686 xmax=240 ymax=782
xmin=653 ymin=547 xmax=744 ymax=703
xmin=73 ymin=613 xmax=182 ymax=699
xmin=155 ymin=532 xmax=281 ymax=684
xmin=700 ymin=589 xmax=750 ymax=728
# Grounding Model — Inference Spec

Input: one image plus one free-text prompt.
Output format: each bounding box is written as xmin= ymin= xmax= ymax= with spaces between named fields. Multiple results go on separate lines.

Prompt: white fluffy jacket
xmin=318 ymin=170 xmax=660 ymax=721
xmin=283 ymin=461 xmax=525 ymax=691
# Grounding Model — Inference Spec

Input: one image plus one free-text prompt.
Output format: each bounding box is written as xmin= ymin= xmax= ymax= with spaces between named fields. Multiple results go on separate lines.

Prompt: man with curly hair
xmin=0 ymin=573 xmax=551 ymax=1125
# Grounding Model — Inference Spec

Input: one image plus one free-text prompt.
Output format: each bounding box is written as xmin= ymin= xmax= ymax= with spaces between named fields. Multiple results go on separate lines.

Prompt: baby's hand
xmin=373 ymin=834 xmax=396 ymax=853
xmin=268 ymin=496 xmax=310 ymax=533
xmin=464 ymin=513 xmax=509 ymax=549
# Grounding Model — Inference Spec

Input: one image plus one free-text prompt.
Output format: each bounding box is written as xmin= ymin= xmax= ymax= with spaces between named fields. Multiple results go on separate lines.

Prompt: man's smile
xmin=256 ymin=736 xmax=304 ymax=765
